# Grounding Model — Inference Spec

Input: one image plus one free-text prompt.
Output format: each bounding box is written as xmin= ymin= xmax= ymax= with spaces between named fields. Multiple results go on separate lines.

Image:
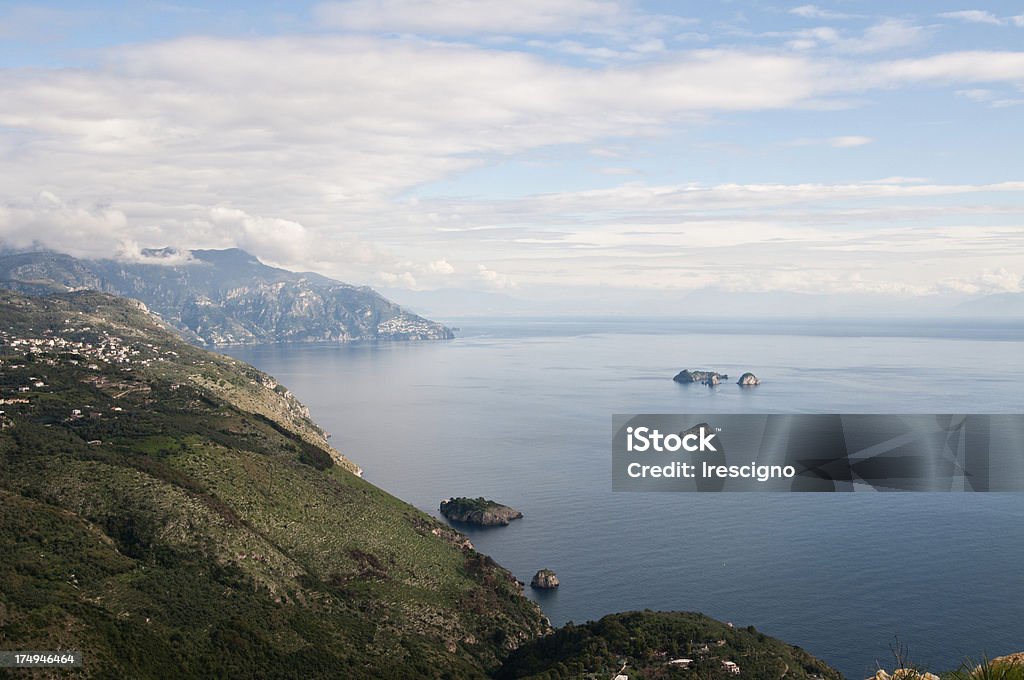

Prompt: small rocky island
xmin=439 ymin=497 xmax=523 ymax=526
xmin=531 ymin=569 xmax=559 ymax=589
xmin=673 ymin=369 xmax=727 ymax=384
xmin=673 ymin=368 xmax=761 ymax=386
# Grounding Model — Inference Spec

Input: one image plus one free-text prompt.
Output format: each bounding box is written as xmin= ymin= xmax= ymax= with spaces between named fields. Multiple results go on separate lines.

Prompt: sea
xmin=222 ymin=317 xmax=1024 ymax=679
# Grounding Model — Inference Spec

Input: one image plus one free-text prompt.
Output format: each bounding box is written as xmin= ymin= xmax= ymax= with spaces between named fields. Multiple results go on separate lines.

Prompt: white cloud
xmin=589 ymin=147 xmax=624 ymax=158
xmin=379 ymin=270 xmax=419 ymax=289
xmin=955 ymin=87 xmax=1024 ymax=107
xmin=0 ymin=192 xmax=130 ymax=260
xmin=782 ymin=20 xmax=924 ymax=54
xmin=804 ymin=26 xmax=841 ymax=42
xmin=4 ymin=38 xmax=1023 ymax=230
xmin=376 ymin=257 xmax=466 ymax=290
xmin=207 ymin=207 xmax=310 ymax=264
xmin=374 ymin=178 xmax=1024 ymax=296
xmin=529 ymin=180 xmax=1024 ymax=210
xmin=785 ymin=26 xmax=840 ymax=50
xmin=313 ymin=0 xmax=622 ymax=35
xmin=676 ymin=31 xmax=710 ymax=43
xmin=939 ymin=10 xmax=1024 ymax=29
xmin=630 ymin=38 xmax=665 ymax=54
xmin=526 ymin=39 xmax=625 ymax=60
xmin=939 ymin=268 xmax=1023 ymax=294
xmin=786 ymin=39 xmax=818 ymax=51
xmin=789 ymin=5 xmax=852 ymax=20
xmin=3 ymin=32 xmax=1024 ymax=299
xmin=428 ymin=258 xmax=455 ymax=275
xmin=939 ymin=10 xmax=1005 ymax=26
xmin=862 ymin=176 xmax=929 ymax=184
xmin=876 ymin=50 xmax=1024 ymax=83
xmin=115 ymin=242 xmax=196 ymax=265
xmin=956 ymin=87 xmax=994 ymax=101
xmin=829 ymin=135 xmax=873 ymax=147
xmin=784 ymin=135 xmax=872 ymax=147
xmin=836 ymin=20 xmax=925 ymax=54
xmin=0 ymin=37 xmax=855 ymax=265
xmin=7 ymin=174 xmax=1023 ymax=299
xmin=476 ymin=264 xmax=516 ymax=289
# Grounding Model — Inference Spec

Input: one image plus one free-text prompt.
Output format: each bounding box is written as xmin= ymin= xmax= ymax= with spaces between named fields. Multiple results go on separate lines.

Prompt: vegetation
xmin=442 ymin=497 xmax=513 ymax=514
xmin=494 ymin=611 xmax=843 ymax=680
xmin=872 ymin=639 xmax=1024 ymax=680
xmin=0 ymin=290 xmax=547 ymax=679
xmin=953 ymin=656 xmax=1024 ymax=680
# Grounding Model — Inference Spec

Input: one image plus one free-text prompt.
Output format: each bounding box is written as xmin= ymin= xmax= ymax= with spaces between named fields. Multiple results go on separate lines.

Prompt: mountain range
xmin=0 ymin=248 xmax=453 ymax=346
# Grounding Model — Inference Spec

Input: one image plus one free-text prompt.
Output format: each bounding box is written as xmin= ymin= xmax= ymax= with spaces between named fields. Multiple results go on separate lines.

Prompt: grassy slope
xmin=0 ymin=291 xmax=548 ymax=679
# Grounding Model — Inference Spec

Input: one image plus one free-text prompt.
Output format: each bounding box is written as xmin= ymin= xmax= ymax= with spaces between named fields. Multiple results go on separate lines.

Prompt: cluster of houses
xmin=0 ymin=322 xmax=184 ymax=422
xmin=0 ymin=321 xmax=186 ymax=381
xmin=663 ymin=656 xmax=741 ymax=674
xmin=602 ymin=633 xmax=751 ymax=680
xmin=1 ymin=324 xmax=145 ymax=367
xmin=614 ymin=655 xmax=741 ymax=680
xmin=376 ymin=315 xmax=446 ymax=337
xmin=649 ymin=637 xmax=742 ymax=676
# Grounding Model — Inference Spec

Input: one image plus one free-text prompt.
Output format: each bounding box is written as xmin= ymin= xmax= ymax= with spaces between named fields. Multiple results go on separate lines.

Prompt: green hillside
xmin=496 ymin=611 xmax=844 ymax=680
xmin=0 ymin=290 xmax=546 ymax=679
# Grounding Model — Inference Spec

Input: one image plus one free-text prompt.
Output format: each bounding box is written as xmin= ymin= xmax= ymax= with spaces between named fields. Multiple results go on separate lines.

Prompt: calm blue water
xmin=223 ymin=319 xmax=1024 ymax=679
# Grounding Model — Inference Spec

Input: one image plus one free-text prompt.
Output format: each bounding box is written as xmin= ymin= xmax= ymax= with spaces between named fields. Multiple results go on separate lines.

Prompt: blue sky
xmin=1 ymin=1 xmax=1023 ymax=313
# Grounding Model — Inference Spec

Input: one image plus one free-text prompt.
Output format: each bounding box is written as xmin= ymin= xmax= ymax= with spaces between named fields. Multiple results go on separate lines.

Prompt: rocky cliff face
xmin=0 ymin=249 xmax=453 ymax=346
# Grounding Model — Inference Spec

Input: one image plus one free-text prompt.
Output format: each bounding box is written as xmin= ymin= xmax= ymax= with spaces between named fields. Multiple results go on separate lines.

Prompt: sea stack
xmin=737 ymin=372 xmax=760 ymax=386
xmin=531 ymin=569 xmax=559 ymax=589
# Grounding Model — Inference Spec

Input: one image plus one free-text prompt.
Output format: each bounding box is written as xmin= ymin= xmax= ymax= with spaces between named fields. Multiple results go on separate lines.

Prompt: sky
xmin=1 ymin=1 xmax=1023 ymax=315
